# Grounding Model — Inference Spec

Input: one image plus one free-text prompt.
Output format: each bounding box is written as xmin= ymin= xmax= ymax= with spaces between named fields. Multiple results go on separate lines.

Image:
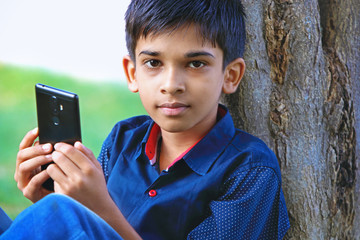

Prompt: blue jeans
xmin=0 ymin=194 xmax=123 ymax=240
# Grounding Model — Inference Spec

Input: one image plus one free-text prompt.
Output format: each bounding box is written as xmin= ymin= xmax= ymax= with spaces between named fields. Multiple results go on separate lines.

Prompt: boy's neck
xmin=158 ymin=122 xmax=215 ymax=172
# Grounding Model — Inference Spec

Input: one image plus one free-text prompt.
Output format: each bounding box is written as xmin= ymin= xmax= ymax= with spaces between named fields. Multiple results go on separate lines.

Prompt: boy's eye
xmin=145 ymin=59 xmax=161 ymax=68
xmin=189 ymin=61 xmax=205 ymax=69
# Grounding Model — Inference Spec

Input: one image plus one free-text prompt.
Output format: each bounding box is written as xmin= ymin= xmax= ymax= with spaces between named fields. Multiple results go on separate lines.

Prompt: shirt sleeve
xmin=97 ymin=138 xmax=112 ymax=182
xmin=187 ymin=166 xmax=290 ymax=240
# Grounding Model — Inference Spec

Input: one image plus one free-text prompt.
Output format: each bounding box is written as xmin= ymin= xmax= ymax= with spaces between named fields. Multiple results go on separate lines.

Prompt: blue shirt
xmin=98 ymin=105 xmax=290 ymax=239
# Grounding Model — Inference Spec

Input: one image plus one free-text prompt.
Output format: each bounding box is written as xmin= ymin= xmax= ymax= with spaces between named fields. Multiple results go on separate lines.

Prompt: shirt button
xmin=148 ymin=189 xmax=157 ymax=197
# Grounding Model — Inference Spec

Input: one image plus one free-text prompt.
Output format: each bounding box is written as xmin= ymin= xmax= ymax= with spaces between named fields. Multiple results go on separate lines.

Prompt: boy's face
xmin=124 ymin=25 xmax=242 ymax=136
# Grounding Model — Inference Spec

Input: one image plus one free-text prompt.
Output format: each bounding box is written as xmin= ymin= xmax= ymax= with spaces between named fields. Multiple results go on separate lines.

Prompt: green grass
xmin=0 ymin=63 xmax=146 ymax=219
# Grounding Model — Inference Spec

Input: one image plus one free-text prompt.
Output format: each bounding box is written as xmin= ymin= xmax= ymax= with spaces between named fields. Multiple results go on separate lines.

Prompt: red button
xmin=148 ymin=189 xmax=157 ymax=197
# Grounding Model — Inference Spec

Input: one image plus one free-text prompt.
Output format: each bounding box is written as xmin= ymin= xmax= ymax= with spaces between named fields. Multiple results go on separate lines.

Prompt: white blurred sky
xmin=0 ymin=0 xmax=131 ymax=82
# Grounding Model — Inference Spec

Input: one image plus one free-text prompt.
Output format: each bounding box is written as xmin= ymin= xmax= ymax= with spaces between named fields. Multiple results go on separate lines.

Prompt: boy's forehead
xmin=135 ymin=24 xmax=219 ymax=53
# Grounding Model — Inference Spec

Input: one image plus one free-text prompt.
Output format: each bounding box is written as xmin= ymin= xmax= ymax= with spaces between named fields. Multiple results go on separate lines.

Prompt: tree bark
xmin=221 ymin=0 xmax=360 ymax=238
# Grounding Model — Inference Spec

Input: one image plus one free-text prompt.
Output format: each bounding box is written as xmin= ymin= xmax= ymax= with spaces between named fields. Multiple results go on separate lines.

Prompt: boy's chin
xmin=153 ymin=117 xmax=195 ymax=134
xmin=157 ymin=122 xmax=190 ymax=133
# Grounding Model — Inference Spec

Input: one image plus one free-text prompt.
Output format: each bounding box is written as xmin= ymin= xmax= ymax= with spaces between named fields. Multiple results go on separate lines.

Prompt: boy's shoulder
xmin=232 ymin=129 xmax=274 ymax=157
xmin=226 ymin=128 xmax=281 ymax=177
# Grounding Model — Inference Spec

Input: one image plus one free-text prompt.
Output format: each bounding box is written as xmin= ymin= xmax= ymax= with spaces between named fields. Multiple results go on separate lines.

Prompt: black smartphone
xmin=35 ymin=83 xmax=82 ymax=191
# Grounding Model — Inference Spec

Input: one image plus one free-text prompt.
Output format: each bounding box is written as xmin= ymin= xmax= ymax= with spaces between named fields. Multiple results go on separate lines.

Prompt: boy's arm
xmin=187 ymin=166 xmax=290 ymax=240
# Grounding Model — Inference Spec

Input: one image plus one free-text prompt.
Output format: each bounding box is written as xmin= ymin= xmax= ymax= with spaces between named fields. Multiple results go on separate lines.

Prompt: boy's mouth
xmin=158 ymin=102 xmax=189 ymax=116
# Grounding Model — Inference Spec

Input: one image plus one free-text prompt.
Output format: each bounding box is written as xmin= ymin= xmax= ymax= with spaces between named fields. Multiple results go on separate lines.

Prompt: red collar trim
xmin=145 ymin=124 xmax=161 ymax=165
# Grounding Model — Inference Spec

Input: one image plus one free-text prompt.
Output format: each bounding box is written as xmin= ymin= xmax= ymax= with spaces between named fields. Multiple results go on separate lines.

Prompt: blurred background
xmin=0 ymin=0 xmax=147 ymax=219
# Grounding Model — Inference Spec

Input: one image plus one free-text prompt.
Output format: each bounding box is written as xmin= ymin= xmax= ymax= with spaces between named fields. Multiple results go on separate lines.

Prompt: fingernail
xmin=74 ymin=141 xmax=82 ymax=148
xmin=42 ymin=144 xmax=51 ymax=152
xmin=32 ymin=127 xmax=38 ymax=135
xmin=45 ymin=154 xmax=52 ymax=160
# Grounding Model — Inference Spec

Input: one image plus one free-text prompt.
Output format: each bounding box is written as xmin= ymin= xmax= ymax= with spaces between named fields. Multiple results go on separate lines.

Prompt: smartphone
xmin=35 ymin=83 xmax=82 ymax=190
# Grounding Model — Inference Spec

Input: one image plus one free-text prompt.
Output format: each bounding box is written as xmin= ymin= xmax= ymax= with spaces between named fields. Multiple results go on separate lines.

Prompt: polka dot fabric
xmin=187 ymin=167 xmax=290 ymax=239
xmin=98 ymin=145 xmax=110 ymax=181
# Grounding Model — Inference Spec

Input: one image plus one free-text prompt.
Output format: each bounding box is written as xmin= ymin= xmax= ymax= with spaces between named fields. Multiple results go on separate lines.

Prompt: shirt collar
xmin=183 ymin=104 xmax=235 ymax=175
xmin=142 ymin=104 xmax=236 ymax=175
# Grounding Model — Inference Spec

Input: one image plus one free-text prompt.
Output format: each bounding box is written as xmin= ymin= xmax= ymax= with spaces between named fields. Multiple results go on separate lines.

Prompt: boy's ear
xmin=222 ymin=58 xmax=246 ymax=94
xmin=123 ymin=55 xmax=138 ymax=93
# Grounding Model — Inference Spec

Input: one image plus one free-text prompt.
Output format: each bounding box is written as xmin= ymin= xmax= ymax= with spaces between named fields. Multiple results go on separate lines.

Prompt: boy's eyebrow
xmin=138 ymin=50 xmax=215 ymax=58
xmin=138 ymin=50 xmax=160 ymax=57
xmin=185 ymin=51 xmax=215 ymax=58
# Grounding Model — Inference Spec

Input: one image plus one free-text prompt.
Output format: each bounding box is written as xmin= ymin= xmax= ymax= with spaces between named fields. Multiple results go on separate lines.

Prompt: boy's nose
xmin=160 ymin=68 xmax=185 ymax=95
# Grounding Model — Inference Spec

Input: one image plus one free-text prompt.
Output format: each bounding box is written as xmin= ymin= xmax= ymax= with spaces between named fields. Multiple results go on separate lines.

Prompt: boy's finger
xmin=19 ymin=128 xmax=38 ymax=150
xmin=51 ymin=150 xmax=80 ymax=177
xmin=18 ymin=155 xmax=52 ymax=175
xmin=22 ymin=170 xmax=52 ymax=199
xmin=54 ymin=143 xmax=96 ymax=170
xmin=46 ymin=163 xmax=68 ymax=189
xmin=15 ymin=153 xmax=51 ymax=183
xmin=16 ymin=143 xmax=53 ymax=182
xmin=17 ymin=143 xmax=53 ymax=164
xmin=16 ymin=144 xmax=52 ymax=177
xmin=74 ymin=142 xmax=99 ymax=166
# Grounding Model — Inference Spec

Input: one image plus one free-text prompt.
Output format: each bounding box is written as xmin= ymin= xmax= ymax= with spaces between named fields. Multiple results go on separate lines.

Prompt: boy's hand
xmin=48 ymin=142 xmax=142 ymax=239
xmin=15 ymin=128 xmax=53 ymax=202
xmin=47 ymin=142 xmax=111 ymax=213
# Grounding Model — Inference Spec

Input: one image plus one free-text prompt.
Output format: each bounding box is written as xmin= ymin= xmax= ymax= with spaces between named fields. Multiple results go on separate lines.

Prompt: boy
xmin=2 ymin=0 xmax=290 ymax=239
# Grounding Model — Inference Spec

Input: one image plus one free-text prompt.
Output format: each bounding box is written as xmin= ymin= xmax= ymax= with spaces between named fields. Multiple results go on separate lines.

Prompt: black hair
xmin=125 ymin=0 xmax=246 ymax=69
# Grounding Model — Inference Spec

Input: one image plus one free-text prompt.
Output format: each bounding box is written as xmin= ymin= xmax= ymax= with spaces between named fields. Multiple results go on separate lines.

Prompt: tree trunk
xmin=221 ymin=0 xmax=360 ymax=238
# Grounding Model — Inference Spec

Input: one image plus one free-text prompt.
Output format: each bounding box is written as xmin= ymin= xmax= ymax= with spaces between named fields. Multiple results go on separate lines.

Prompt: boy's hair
xmin=125 ymin=0 xmax=246 ymax=69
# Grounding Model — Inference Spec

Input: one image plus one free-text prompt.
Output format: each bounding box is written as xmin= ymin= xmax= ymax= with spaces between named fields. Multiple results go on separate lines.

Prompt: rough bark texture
xmin=221 ymin=0 xmax=360 ymax=238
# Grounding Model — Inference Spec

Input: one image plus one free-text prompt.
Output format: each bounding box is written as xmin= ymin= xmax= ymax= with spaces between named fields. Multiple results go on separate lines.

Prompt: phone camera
xmin=52 ymin=116 xmax=60 ymax=126
xmin=51 ymin=96 xmax=59 ymax=115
